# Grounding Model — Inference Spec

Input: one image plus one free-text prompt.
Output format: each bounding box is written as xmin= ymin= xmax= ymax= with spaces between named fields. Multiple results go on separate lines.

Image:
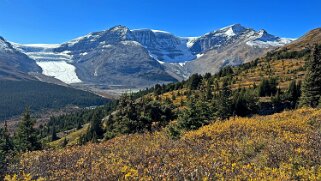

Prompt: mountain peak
xmin=107 ymin=25 xmax=134 ymax=39
xmin=131 ymin=28 xmax=172 ymax=35
xmin=221 ymin=24 xmax=248 ymax=32
xmin=0 ymin=36 xmax=14 ymax=52
xmin=209 ymin=24 xmax=249 ymax=37
xmin=257 ymin=29 xmax=269 ymax=36
xmin=255 ymin=29 xmax=279 ymax=42
xmin=109 ymin=25 xmax=130 ymax=32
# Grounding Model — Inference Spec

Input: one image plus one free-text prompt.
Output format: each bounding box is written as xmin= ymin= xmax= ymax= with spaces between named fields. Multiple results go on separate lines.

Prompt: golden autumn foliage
xmin=6 ymin=108 xmax=321 ymax=180
xmin=231 ymin=57 xmax=306 ymax=90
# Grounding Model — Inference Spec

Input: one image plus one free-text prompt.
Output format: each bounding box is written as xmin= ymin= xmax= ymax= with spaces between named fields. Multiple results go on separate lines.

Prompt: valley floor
xmin=6 ymin=108 xmax=321 ymax=180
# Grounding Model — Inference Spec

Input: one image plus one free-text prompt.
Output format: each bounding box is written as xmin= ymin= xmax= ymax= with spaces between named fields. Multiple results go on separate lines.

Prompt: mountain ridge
xmin=11 ymin=24 xmax=294 ymax=88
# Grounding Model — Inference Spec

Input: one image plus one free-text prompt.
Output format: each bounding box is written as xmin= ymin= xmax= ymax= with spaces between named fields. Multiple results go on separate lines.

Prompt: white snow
xmin=131 ymin=28 xmax=171 ymax=34
xmin=102 ymin=44 xmax=112 ymax=48
xmin=196 ymin=53 xmax=204 ymax=58
xmin=246 ymin=38 xmax=295 ymax=48
xmin=185 ymin=37 xmax=198 ymax=48
xmin=13 ymin=43 xmax=82 ymax=84
xmin=37 ymin=61 xmax=81 ymax=84
xmin=65 ymin=33 xmax=99 ymax=46
xmin=120 ymin=41 xmax=142 ymax=46
xmin=80 ymin=52 xmax=88 ymax=56
xmin=224 ymin=28 xmax=236 ymax=37
xmin=151 ymin=38 xmax=196 ymax=63
xmin=0 ymin=38 xmax=14 ymax=52
xmin=179 ymin=62 xmax=187 ymax=67
xmin=280 ymin=38 xmax=296 ymax=44
xmin=157 ymin=60 xmax=165 ymax=64
xmin=19 ymin=44 xmax=60 ymax=49
xmin=94 ymin=68 xmax=98 ymax=77
xmin=151 ymin=29 xmax=171 ymax=34
xmin=244 ymin=29 xmax=295 ymax=48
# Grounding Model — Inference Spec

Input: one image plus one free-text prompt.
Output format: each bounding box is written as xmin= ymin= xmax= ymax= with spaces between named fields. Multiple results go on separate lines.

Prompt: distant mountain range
xmin=4 ymin=24 xmax=294 ymax=89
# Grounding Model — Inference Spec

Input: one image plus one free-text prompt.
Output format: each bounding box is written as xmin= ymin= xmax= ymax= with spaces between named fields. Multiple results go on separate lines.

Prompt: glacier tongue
xmin=13 ymin=44 xmax=82 ymax=84
xmin=36 ymin=61 xmax=81 ymax=84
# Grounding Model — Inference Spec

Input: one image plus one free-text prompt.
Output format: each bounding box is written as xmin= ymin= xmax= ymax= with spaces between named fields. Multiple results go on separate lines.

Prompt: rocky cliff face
xmin=132 ymin=29 xmax=196 ymax=63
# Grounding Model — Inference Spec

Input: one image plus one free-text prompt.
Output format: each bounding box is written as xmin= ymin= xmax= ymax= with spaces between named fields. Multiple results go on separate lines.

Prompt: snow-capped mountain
xmin=189 ymin=24 xmax=292 ymax=53
xmin=183 ymin=24 xmax=295 ymax=75
xmin=0 ymin=37 xmax=41 ymax=80
xmin=15 ymin=26 xmax=177 ymax=87
xmin=246 ymin=30 xmax=294 ymax=48
xmin=12 ymin=24 xmax=294 ymax=87
xmin=0 ymin=37 xmax=15 ymax=53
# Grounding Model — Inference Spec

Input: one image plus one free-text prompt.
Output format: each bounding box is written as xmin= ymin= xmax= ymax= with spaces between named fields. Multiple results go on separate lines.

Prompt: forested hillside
xmin=0 ymin=80 xmax=109 ymax=120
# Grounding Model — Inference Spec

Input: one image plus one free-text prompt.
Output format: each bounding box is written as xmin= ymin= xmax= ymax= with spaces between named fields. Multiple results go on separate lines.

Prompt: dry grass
xmin=6 ymin=108 xmax=321 ymax=180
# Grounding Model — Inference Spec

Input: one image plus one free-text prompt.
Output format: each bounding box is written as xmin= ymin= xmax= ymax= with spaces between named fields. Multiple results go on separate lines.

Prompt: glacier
xmin=12 ymin=43 xmax=82 ymax=84
xmin=36 ymin=61 xmax=81 ymax=84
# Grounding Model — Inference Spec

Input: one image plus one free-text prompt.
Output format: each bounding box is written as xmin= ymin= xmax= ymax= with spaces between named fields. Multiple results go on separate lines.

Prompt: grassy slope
xmin=7 ymin=108 xmax=321 ymax=180
xmin=233 ymin=27 xmax=321 ymax=90
xmin=231 ymin=57 xmax=305 ymax=90
xmin=48 ymin=124 xmax=89 ymax=148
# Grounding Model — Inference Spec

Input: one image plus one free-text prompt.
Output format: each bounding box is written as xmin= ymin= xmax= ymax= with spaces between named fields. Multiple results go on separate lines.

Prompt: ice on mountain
xmin=37 ymin=61 xmax=81 ymax=84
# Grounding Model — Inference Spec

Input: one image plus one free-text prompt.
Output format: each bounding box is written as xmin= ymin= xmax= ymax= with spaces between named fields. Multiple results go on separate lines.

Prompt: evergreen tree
xmin=205 ymin=85 xmax=213 ymax=100
xmin=271 ymin=88 xmax=283 ymax=112
xmin=204 ymin=73 xmax=212 ymax=80
xmin=1 ymin=121 xmax=14 ymax=153
xmin=61 ymin=137 xmax=68 ymax=147
xmin=300 ymin=45 xmax=321 ymax=108
xmin=188 ymin=74 xmax=203 ymax=90
xmin=88 ymin=111 xmax=104 ymax=140
xmin=76 ymin=121 xmax=82 ymax=130
xmin=232 ymin=89 xmax=258 ymax=116
xmin=258 ymin=78 xmax=278 ymax=97
xmin=154 ymin=84 xmax=162 ymax=95
xmin=14 ymin=109 xmax=41 ymax=152
xmin=0 ymin=121 xmax=14 ymax=176
xmin=177 ymin=98 xmax=209 ymax=130
xmin=213 ymin=80 xmax=232 ymax=120
xmin=287 ymin=80 xmax=301 ymax=108
xmin=51 ymin=126 xmax=59 ymax=141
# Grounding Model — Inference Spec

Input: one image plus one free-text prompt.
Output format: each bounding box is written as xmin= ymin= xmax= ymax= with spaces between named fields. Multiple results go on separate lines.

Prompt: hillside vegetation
xmin=2 ymin=28 xmax=321 ymax=180
xmin=0 ymin=80 xmax=109 ymax=120
xmin=6 ymin=108 xmax=321 ymax=180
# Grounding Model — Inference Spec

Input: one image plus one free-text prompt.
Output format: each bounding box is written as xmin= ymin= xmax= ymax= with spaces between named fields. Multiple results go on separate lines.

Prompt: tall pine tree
xmin=0 ymin=121 xmax=14 ymax=176
xmin=14 ymin=109 xmax=41 ymax=152
xmin=213 ymin=79 xmax=232 ymax=120
xmin=300 ymin=45 xmax=321 ymax=108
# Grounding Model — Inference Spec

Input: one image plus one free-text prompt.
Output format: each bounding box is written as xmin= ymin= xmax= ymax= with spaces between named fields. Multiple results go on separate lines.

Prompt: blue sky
xmin=0 ymin=0 xmax=320 ymax=44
